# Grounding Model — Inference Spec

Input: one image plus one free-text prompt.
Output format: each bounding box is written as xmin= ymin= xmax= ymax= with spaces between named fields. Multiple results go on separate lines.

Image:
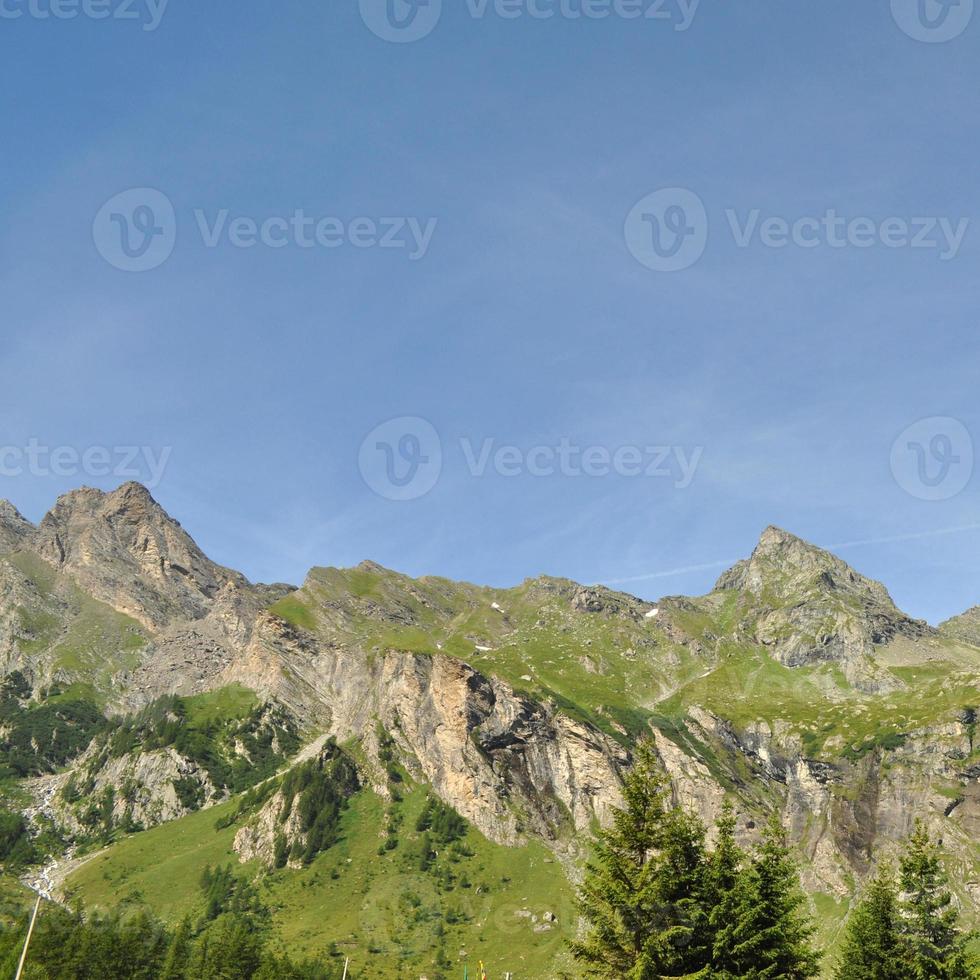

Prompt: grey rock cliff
xmin=941 ymin=606 xmax=980 ymax=647
xmin=233 ymin=610 xmax=629 ymax=849
xmin=716 ymin=526 xmax=931 ymax=686
xmin=0 ymin=501 xmax=33 ymax=554
xmin=31 ymin=482 xmax=274 ymax=631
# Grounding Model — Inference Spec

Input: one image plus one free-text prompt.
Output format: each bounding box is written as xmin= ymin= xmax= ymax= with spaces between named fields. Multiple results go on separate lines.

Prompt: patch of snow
xmin=645 ymin=608 xmax=660 ymax=620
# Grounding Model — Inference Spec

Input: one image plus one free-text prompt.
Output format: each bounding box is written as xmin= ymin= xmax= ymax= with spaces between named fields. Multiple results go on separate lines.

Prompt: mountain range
xmin=0 ymin=482 xmax=977 ymax=977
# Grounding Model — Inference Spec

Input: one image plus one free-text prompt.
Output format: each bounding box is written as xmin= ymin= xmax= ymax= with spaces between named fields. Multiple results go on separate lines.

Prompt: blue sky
xmin=1 ymin=0 xmax=978 ymax=624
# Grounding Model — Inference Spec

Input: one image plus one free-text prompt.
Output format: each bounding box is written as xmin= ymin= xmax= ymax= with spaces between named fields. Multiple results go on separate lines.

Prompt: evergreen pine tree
xmin=570 ymin=740 xmax=711 ymax=979
xmin=897 ymin=822 xmax=976 ymax=980
xmin=160 ymin=915 xmax=194 ymax=980
xmin=185 ymin=913 xmax=264 ymax=980
xmin=705 ymin=801 xmax=743 ymax=917
xmin=116 ymin=907 xmax=170 ymax=980
xmin=640 ymin=805 xmax=711 ymax=976
xmin=835 ymin=865 xmax=904 ymax=980
xmin=712 ymin=813 xmax=821 ymax=979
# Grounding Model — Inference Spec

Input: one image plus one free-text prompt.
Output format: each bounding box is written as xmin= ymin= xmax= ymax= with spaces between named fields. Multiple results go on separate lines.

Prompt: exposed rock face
xmin=0 ymin=560 xmax=50 ymax=681
xmin=570 ymin=585 xmax=651 ymax=620
xmin=655 ymin=704 xmax=980 ymax=900
xmin=233 ymin=743 xmax=360 ymax=868
xmin=16 ymin=483 xmax=294 ymax=704
xmin=0 ymin=501 xmax=33 ymax=554
xmin=32 ymin=483 xmax=286 ymax=633
xmin=941 ymin=606 xmax=980 ymax=647
xmin=37 ymin=747 xmax=219 ymax=835
xmin=716 ymin=526 xmax=931 ymax=686
xmin=238 ymin=612 xmax=628 ymax=848
xmin=233 ymin=790 xmax=304 ymax=867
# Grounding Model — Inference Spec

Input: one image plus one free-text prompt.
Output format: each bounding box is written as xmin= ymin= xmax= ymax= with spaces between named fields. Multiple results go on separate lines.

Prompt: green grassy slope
xmin=66 ymin=780 xmax=576 ymax=979
xmin=270 ymin=564 xmax=708 ymax=741
xmin=271 ymin=561 xmax=979 ymax=765
xmin=3 ymin=551 xmax=149 ymax=700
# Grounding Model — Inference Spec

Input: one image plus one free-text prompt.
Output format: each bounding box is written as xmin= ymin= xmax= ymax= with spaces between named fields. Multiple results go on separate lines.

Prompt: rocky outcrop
xmin=652 ymin=704 xmax=980 ymax=902
xmin=39 ymin=747 xmax=219 ymax=835
xmin=0 ymin=560 xmax=51 ymax=682
xmin=238 ymin=612 xmax=628 ymax=849
xmin=233 ymin=789 xmax=304 ymax=867
xmin=941 ymin=606 xmax=980 ymax=647
xmin=233 ymin=743 xmax=360 ymax=867
xmin=570 ymin=585 xmax=652 ymax=621
xmin=0 ymin=501 xmax=33 ymax=555
xmin=715 ymin=527 xmax=931 ymax=687
xmin=32 ymin=483 xmax=290 ymax=635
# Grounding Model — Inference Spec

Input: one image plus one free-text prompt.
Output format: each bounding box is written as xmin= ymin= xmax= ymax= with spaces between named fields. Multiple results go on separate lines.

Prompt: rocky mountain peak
xmin=755 ymin=524 xmax=819 ymax=558
xmin=714 ymin=527 xmax=930 ymax=685
xmin=939 ymin=605 xmax=980 ymax=647
xmin=103 ymin=480 xmax=165 ymax=514
xmin=356 ymin=559 xmax=389 ymax=575
xmin=32 ymin=482 xmax=249 ymax=630
xmin=0 ymin=499 xmax=34 ymax=553
xmin=716 ymin=526 xmax=894 ymax=607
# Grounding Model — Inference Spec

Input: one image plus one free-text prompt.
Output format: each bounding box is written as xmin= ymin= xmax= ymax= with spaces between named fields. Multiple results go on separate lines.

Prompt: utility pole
xmin=14 ymin=895 xmax=42 ymax=980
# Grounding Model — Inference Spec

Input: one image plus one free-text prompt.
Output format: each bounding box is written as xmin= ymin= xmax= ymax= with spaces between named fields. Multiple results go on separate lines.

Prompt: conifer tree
xmin=897 ymin=822 xmax=976 ymax=980
xmin=835 ymin=865 xmax=904 ymax=980
xmin=185 ymin=913 xmax=264 ymax=980
xmin=705 ymin=801 xmax=743 ymax=917
xmin=570 ymin=740 xmax=711 ymax=979
xmin=159 ymin=916 xmax=193 ymax=980
xmin=639 ymin=804 xmax=711 ymax=976
xmin=711 ymin=813 xmax=821 ymax=979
